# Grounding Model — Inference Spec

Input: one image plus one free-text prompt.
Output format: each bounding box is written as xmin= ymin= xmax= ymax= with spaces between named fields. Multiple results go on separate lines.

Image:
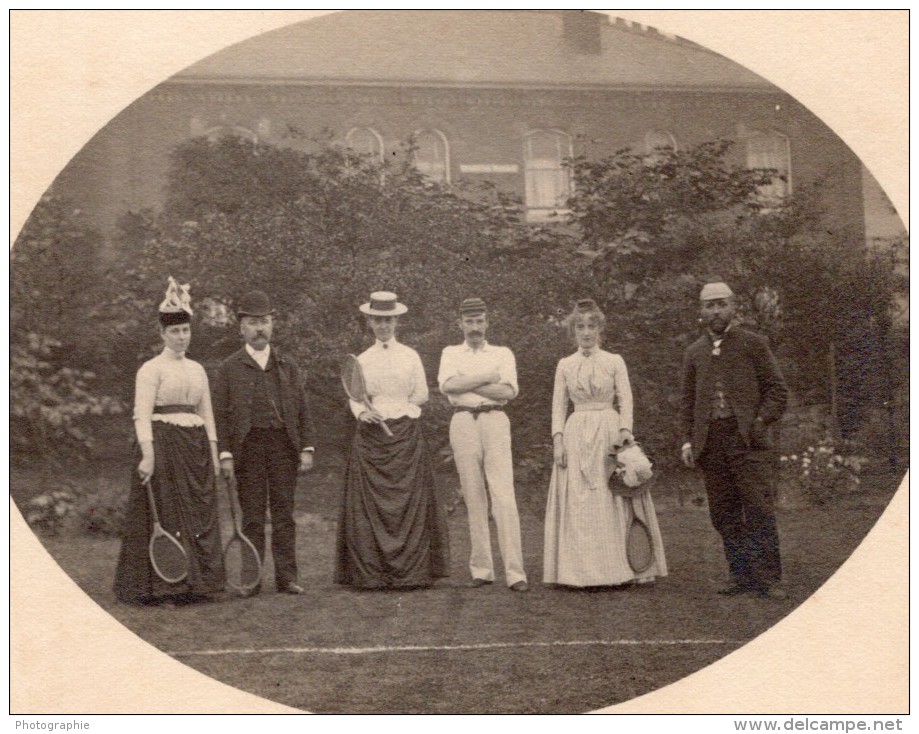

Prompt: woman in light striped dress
xmin=543 ymin=299 xmax=667 ymax=588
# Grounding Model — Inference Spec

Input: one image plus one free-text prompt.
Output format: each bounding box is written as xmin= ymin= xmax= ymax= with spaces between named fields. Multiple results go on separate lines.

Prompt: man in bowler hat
xmin=680 ymin=282 xmax=789 ymax=599
xmin=213 ymin=291 xmax=316 ymax=596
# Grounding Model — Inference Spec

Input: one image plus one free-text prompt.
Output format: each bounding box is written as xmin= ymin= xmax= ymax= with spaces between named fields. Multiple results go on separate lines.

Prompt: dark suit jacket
xmin=680 ymin=326 xmax=788 ymax=456
xmin=213 ymin=346 xmax=316 ymax=461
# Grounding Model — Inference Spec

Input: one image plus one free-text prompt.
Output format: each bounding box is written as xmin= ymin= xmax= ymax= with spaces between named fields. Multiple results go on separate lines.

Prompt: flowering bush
xmin=24 ymin=490 xmax=76 ymax=536
xmin=779 ymin=436 xmax=867 ymax=505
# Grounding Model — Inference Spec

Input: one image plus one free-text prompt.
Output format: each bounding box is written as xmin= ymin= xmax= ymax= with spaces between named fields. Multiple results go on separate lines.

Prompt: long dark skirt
xmin=113 ymin=423 xmax=225 ymax=604
xmin=334 ymin=416 xmax=450 ymax=589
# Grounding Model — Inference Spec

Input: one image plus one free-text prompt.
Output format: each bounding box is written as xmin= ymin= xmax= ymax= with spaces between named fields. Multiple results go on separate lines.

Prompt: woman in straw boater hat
xmin=113 ymin=277 xmax=225 ymax=605
xmin=334 ymin=292 xmax=449 ymax=589
xmin=543 ymin=299 xmax=667 ymax=588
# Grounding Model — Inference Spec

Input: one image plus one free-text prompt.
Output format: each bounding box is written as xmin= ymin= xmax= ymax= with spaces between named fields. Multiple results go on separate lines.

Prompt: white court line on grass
xmin=168 ymin=639 xmax=744 ymax=657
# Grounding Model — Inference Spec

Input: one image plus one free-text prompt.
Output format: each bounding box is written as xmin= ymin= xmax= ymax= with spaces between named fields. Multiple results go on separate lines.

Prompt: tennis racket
xmin=143 ymin=476 xmax=189 ymax=584
xmin=222 ymin=477 xmax=262 ymax=594
xmin=340 ymin=353 xmax=394 ymax=437
xmin=625 ymin=495 xmax=654 ymax=575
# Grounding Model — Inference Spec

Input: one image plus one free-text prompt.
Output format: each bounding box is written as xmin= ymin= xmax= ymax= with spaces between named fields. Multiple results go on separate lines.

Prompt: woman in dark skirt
xmin=113 ymin=277 xmax=224 ymax=605
xmin=334 ymin=291 xmax=449 ymax=589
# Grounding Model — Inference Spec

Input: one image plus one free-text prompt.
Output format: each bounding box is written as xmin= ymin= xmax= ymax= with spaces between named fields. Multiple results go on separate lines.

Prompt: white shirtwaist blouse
xmin=133 ymin=348 xmax=217 ymax=444
xmin=349 ymin=339 xmax=429 ymax=420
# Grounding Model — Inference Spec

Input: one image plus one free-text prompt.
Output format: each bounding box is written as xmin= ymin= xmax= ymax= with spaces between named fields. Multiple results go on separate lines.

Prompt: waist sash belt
xmin=454 ymin=404 xmax=505 ymax=419
xmin=573 ymin=402 xmax=614 ymax=412
xmin=153 ymin=404 xmax=196 ymax=414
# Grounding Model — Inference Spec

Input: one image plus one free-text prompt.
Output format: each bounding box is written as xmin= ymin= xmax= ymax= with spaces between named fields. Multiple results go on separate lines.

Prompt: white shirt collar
xmin=708 ymin=323 xmax=733 ymax=343
xmin=246 ymin=343 xmax=271 ymax=363
xmin=462 ymin=339 xmax=490 ymax=353
xmin=375 ymin=338 xmax=397 ymax=350
xmin=161 ymin=346 xmax=185 ymax=360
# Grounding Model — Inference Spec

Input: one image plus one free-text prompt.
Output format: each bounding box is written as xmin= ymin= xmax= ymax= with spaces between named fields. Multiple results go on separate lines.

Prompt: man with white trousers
xmin=438 ymin=297 xmax=528 ymax=592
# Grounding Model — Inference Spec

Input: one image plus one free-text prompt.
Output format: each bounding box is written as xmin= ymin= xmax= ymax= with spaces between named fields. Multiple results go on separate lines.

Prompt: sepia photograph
xmin=10 ymin=10 xmax=908 ymax=716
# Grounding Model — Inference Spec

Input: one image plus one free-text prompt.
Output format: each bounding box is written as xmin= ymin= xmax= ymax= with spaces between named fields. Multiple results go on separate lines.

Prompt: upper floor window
xmin=345 ymin=127 xmax=385 ymax=162
xmin=746 ymin=130 xmax=791 ymax=205
xmin=412 ymin=129 xmax=450 ymax=184
xmin=524 ymin=130 xmax=572 ymax=223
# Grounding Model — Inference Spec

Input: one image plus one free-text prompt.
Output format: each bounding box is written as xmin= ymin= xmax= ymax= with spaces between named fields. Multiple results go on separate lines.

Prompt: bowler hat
xmin=359 ymin=291 xmax=408 ymax=316
xmin=236 ymin=291 xmax=274 ymax=318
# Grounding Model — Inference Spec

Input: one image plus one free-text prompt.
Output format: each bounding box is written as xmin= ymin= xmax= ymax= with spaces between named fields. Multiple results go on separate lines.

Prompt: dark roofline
xmin=164 ymin=76 xmax=780 ymax=96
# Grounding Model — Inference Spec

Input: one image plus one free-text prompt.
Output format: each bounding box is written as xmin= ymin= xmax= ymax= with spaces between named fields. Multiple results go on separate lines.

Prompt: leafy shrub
xmin=67 ymin=477 xmax=128 ymax=536
xmin=565 ymin=140 xmax=908 ymax=466
xmin=779 ymin=436 xmax=867 ymax=506
xmin=24 ymin=490 xmax=76 ymax=536
xmin=11 ymin=194 xmax=125 ymax=461
xmin=11 ymin=334 xmax=123 ymax=458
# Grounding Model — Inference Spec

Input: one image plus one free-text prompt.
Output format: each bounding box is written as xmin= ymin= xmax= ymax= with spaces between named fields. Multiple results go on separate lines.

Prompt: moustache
xmin=468 ymin=331 xmax=483 ymax=338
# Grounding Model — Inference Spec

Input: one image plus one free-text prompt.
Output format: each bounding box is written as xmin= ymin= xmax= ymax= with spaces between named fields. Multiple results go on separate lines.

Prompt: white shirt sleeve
xmin=498 ymin=347 xmax=519 ymax=399
xmin=550 ymin=359 xmax=568 ymax=437
xmin=409 ymin=350 xmax=429 ymax=406
xmin=196 ymin=365 xmax=218 ymax=442
xmin=133 ymin=361 xmax=156 ymax=444
xmin=437 ymin=347 xmax=457 ymax=393
xmin=614 ymin=355 xmax=634 ymax=432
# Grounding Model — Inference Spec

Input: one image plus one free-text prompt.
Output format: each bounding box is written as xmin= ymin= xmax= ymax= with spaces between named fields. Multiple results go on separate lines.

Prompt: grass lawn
xmin=18 ymin=458 xmax=901 ymax=714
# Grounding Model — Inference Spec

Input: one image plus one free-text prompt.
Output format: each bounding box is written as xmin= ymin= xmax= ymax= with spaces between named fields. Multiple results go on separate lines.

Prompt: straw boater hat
xmin=158 ymin=276 xmax=193 ymax=326
xmin=360 ymin=291 xmax=408 ymax=316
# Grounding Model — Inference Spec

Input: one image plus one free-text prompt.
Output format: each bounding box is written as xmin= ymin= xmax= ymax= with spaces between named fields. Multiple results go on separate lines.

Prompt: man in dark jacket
xmin=213 ymin=291 xmax=316 ymax=596
xmin=680 ymin=282 xmax=788 ymax=599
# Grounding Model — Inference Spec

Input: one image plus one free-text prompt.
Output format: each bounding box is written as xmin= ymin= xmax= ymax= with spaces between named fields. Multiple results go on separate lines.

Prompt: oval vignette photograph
xmin=10 ymin=10 xmax=907 ymax=715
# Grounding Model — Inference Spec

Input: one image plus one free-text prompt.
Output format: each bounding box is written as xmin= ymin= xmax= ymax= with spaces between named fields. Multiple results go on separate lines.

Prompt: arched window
xmin=413 ymin=129 xmax=450 ymax=184
xmin=189 ymin=118 xmax=259 ymax=144
xmin=523 ymin=130 xmax=572 ymax=222
xmin=345 ymin=127 xmax=385 ymax=162
xmin=746 ymin=130 xmax=791 ymax=204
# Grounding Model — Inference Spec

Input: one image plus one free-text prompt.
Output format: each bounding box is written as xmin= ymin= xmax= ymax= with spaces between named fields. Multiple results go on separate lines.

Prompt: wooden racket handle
xmin=363 ymin=399 xmax=393 ymax=436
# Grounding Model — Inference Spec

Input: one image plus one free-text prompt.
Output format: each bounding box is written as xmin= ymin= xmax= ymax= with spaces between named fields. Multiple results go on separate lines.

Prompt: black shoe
xmin=279 ymin=583 xmax=306 ymax=595
xmin=510 ymin=581 xmax=530 ymax=592
xmin=717 ymin=582 xmax=755 ymax=596
xmin=470 ymin=578 xmax=493 ymax=588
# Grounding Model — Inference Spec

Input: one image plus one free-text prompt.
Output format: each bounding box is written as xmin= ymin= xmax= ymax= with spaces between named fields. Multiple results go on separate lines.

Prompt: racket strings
xmin=151 ymin=533 xmax=188 ymax=583
xmin=625 ymin=499 xmax=655 ymax=574
xmin=224 ymin=536 xmax=261 ymax=591
xmin=341 ymin=358 xmax=368 ymax=402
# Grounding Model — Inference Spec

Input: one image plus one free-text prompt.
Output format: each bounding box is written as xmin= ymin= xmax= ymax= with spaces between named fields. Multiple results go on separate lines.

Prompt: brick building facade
xmin=54 ymin=10 xmax=869 ymax=243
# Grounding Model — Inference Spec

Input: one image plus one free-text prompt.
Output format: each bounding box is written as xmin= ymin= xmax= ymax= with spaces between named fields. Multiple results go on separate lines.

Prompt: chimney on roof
xmin=562 ymin=10 xmax=602 ymax=55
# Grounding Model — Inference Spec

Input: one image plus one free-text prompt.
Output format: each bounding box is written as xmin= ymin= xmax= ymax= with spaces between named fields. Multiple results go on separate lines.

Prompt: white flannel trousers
xmin=449 ymin=410 xmax=527 ymax=586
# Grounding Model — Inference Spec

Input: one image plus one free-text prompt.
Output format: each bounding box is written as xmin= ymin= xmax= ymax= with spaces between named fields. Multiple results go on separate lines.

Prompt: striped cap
xmin=459 ymin=297 xmax=487 ymax=316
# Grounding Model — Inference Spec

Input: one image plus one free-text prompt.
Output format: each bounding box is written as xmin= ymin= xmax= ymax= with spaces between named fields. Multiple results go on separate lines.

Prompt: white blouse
xmin=551 ymin=349 xmax=634 ymax=437
xmin=133 ymin=348 xmax=217 ymax=443
xmin=349 ymin=339 xmax=429 ymax=420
